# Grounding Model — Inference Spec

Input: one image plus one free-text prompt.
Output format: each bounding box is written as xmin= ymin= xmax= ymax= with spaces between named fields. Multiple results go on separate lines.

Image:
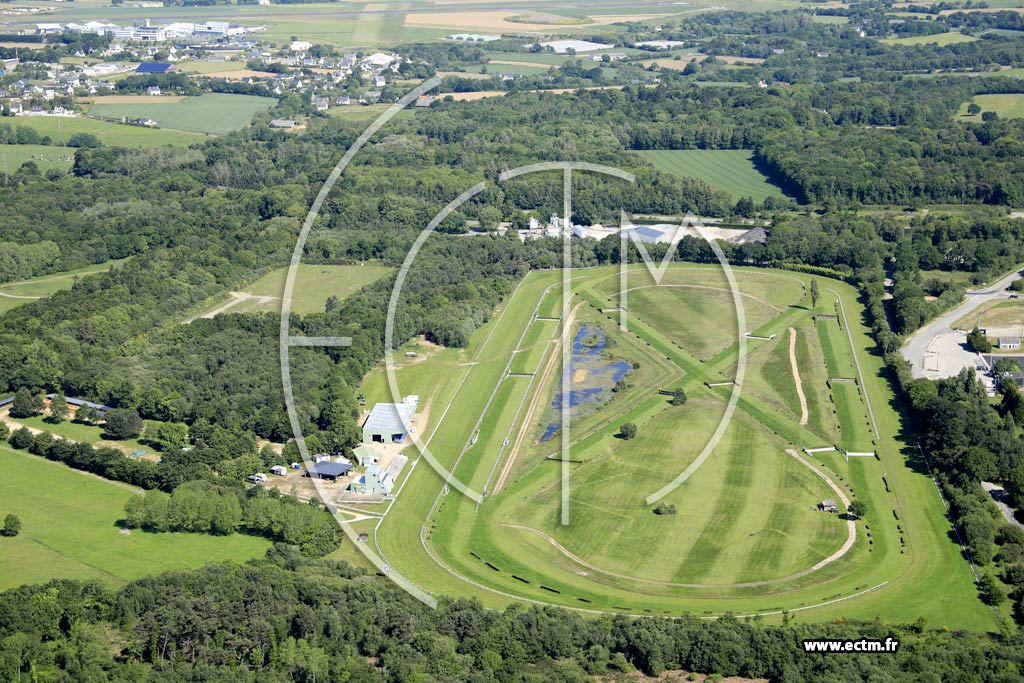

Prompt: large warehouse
xmin=362 ymin=402 xmax=416 ymax=444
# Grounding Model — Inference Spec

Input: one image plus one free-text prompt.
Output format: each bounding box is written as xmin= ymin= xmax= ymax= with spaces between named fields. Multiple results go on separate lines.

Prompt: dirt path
xmin=491 ymin=301 xmax=582 ymax=494
xmin=185 ymin=291 xmax=279 ymax=323
xmin=788 ymin=327 xmax=809 ymax=426
xmin=500 ymin=450 xmax=856 ymax=589
xmin=0 ymin=291 xmax=41 ymax=300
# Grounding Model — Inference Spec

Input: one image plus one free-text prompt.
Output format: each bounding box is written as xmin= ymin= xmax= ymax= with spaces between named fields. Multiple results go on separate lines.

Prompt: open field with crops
xmin=0 ymin=445 xmax=270 ymax=590
xmin=881 ymin=31 xmax=978 ymax=46
xmin=356 ymin=265 xmax=994 ymax=629
xmin=88 ymin=93 xmax=277 ymax=135
xmin=636 ymin=149 xmax=788 ymax=202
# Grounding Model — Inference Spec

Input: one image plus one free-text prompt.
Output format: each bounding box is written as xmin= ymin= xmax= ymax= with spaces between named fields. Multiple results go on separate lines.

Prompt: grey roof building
xmin=362 ymin=403 xmax=415 ymax=444
xmin=305 ymin=461 xmax=351 ymax=480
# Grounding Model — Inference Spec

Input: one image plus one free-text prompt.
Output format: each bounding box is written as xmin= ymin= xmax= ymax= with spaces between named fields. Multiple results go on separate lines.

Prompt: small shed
xmin=818 ymin=499 xmax=838 ymax=513
xmin=306 ymin=461 xmax=351 ymax=481
xmin=353 ymin=444 xmax=381 ymax=468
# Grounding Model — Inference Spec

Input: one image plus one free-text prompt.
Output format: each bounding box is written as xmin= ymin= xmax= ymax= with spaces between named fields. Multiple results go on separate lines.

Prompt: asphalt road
xmin=901 ymin=266 xmax=1024 ymax=379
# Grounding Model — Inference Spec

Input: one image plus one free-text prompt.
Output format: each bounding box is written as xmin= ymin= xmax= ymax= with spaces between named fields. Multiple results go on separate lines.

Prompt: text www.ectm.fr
xmin=802 ymin=638 xmax=900 ymax=653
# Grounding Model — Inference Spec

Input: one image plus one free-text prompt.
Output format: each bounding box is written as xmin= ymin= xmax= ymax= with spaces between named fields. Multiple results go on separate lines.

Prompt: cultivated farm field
xmin=89 ymin=93 xmax=277 ymax=135
xmin=881 ymin=31 xmax=978 ymax=46
xmin=636 ymin=149 xmax=788 ymax=202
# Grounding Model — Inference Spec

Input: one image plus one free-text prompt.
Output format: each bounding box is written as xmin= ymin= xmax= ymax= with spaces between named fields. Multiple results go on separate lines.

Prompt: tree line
xmin=1 ymin=558 xmax=1023 ymax=682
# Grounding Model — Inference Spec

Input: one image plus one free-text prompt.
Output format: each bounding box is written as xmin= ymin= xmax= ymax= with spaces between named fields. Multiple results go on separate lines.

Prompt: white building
xmin=537 ymin=39 xmax=612 ymax=54
xmin=360 ymin=52 xmax=397 ymax=69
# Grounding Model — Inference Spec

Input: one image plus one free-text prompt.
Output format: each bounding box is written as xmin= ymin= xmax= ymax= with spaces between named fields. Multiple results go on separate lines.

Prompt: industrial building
xmin=361 ymin=402 xmax=415 ymax=444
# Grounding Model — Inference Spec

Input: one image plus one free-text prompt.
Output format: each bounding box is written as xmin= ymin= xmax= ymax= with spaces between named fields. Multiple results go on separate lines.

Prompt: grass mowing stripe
xmin=636 ymin=149 xmax=787 ymax=202
xmin=817 ymin=318 xmax=856 ymax=378
xmin=673 ymin=431 xmax=755 ymax=582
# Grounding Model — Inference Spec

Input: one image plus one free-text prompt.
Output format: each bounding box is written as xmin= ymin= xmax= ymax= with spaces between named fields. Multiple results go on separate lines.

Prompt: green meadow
xmin=0 ymin=144 xmax=76 ymax=173
xmin=89 ymin=93 xmax=277 ymax=135
xmin=5 ymin=116 xmax=205 ymax=147
xmin=0 ymin=260 xmax=125 ymax=315
xmin=0 ymin=446 xmax=270 ymax=591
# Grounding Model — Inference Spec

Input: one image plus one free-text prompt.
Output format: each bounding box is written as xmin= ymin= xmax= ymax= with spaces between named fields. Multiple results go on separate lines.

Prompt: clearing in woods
xmin=192 ymin=263 xmax=394 ymax=318
xmin=0 ymin=260 xmax=126 ymax=315
xmin=355 ymin=265 xmax=993 ymax=629
xmin=957 ymin=93 xmax=1024 ymax=121
xmin=3 ymin=116 xmax=205 ymax=147
xmin=636 ymin=149 xmax=789 ymax=202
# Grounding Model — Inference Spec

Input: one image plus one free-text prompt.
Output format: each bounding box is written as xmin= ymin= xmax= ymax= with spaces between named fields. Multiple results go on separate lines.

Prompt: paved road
xmin=902 ymin=266 xmax=1024 ymax=379
xmin=982 ymin=482 xmax=1024 ymax=530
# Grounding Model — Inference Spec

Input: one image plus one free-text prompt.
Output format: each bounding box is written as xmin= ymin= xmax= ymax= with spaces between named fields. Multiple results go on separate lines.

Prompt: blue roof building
xmin=135 ymin=62 xmax=172 ymax=74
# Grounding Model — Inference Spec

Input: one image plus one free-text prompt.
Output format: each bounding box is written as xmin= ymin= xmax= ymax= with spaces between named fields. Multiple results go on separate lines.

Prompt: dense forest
xmin=1 ymin=559 xmax=1023 ymax=682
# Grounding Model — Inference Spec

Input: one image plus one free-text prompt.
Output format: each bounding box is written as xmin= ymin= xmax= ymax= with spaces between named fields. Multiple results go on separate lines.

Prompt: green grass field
xmin=5 ymin=116 xmax=205 ymax=147
xmin=6 ymin=413 xmax=153 ymax=457
xmin=0 ymin=144 xmax=75 ymax=173
xmin=0 ymin=445 xmax=269 ymax=590
xmin=203 ymin=263 xmax=394 ymax=316
xmin=358 ymin=265 xmax=994 ymax=629
xmin=881 ymin=32 xmax=978 ymax=46
xmin=508 ymin=319 xmax=557 ymax=375
xmin=89 ymin=93 xmax=277 ymax=135
xmin=957 ymin=93 xmax=1024 ymax=121
xmin=636 ymin=149 xmax=787 ymax=202
xmin=817 ymin=317 xmax=857 ymax=378
xmin=0 ymin=260 xmax=125 ymax=315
